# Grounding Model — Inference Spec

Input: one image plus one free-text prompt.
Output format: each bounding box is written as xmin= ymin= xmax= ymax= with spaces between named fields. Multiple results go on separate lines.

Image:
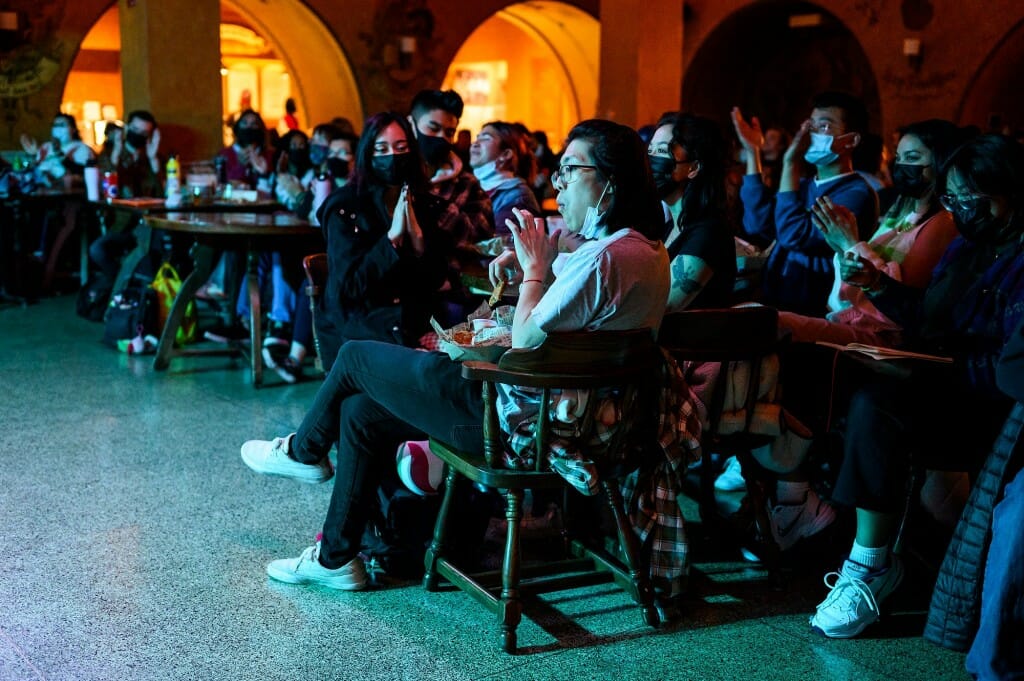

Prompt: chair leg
xmin=500 ymin=488 xmax=524 ymax=654
xmin=601 ymin=480 xmax=660 ymax=628
xmin=423 ymin=464 xmax=459 ymax=591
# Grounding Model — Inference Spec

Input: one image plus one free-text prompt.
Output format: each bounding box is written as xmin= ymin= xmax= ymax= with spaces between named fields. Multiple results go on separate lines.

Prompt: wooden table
xmin=140 ymin=211 xmax=322 ymax=386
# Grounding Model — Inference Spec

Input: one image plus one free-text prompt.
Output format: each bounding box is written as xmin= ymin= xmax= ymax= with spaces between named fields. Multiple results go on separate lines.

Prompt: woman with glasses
xmin=806 ymin=134 xmax=1024 ymax=640
xmin=238 ymin=119 xmax=669 ymax=592
xmin=777 ymin=119 xmax=962 ymax=346
xmin=310 ymin=111 xmax=459 ymax=372
xmin=468 ymin=121 xmax=541 ymax=240
xmin=649 ymin=112 xmax=736 ymax=311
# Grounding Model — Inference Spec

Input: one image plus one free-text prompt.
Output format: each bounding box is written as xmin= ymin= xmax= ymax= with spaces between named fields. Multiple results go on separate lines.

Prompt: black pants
xmin=291 ymin=340 xmax=484 ymax=568
xmin=834 ymin=374 xmax=1010 ymax=513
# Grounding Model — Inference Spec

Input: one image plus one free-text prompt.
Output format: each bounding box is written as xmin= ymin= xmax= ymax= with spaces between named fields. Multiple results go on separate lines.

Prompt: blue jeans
xmin=967 ymin=464 xmax=1024 ymax=680
xmin=292 ymin=340 xmax=484 ymax=568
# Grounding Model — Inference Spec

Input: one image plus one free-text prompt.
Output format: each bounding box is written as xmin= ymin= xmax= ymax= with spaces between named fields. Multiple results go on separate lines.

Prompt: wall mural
xmin=0 ymin=2 xmax=68 ymax=138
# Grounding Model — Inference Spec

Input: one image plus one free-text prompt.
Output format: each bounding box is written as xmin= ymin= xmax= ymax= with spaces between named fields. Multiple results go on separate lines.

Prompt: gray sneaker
xmin=240 ymin=434 xmax=332 ymax=484
xmin=767 ymin=488 xmax=836 ymax=551
xmin=267 ymin=542 xmax=368 ymax=591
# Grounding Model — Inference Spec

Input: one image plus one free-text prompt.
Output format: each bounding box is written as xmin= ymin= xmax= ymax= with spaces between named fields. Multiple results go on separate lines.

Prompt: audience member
xmin=468 ymin=121 xmax=541 ymax=238
xmin=777 ymin=119 xmax=963 ymax=346
xmin=733 ymin=92 xmax=879 ymax=315
xmin=650 ymin=112 xmax=736 ymax=311
xmin=809 ymin=134 xmax=1024 ymax=639
xmin=217 ymin=109 xmax=273 ymax=192
xmin=239 ymin=118 xmax=669 ymax=591
xmin=310 ymin=111 xmax=462 ymax=371
xmin=20 ymin=113 xmax=95 ymax=186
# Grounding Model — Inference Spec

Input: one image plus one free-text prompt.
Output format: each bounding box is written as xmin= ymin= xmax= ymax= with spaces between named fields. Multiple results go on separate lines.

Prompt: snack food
xmin=488 ymin=280 xmax=506 ymax=307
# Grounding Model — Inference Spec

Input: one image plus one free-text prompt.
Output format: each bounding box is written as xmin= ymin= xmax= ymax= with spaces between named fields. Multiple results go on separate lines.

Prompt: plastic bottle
xmin=165 ymin=155 xmax=182 ymax=207
xmin=102 ymin=170 xmax=118 ymax=201
xmin=310 ymin=172 xmax=332 ymax=225
xmin=84 ymin=160 xmax=101 ymax=202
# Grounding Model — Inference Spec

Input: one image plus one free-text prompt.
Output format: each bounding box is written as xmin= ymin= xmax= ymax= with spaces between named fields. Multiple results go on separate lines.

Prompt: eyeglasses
xmin=809 ymin=121 xmax=845 ymax=135
xmin=552 ymin=163 xmax=598 ymax=186
xmin=939 ymin=193 xmax=990 ymax=213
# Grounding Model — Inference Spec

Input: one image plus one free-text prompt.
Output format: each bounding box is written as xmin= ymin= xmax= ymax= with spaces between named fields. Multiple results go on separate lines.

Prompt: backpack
xmin=102 ymin=274 xmax=158 ymax=347
xmin=76 ymin=274 xmax=114 ymax=322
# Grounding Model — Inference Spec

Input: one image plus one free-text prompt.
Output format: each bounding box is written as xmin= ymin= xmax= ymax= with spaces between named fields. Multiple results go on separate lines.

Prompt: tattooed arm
xmin=667 ymin=254 xmax=714 ymax=312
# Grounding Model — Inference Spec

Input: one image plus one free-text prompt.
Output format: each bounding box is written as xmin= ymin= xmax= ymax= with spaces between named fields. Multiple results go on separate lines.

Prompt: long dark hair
xmin=897 ymin=119 xmax=962 ymax=175
xmin=352 ymin=111 xmax=429 ymax=196
xmin=656 ymin=112 xmax=726 ymax=226
xmin=565 ymin=119 xmax=664 ymax=240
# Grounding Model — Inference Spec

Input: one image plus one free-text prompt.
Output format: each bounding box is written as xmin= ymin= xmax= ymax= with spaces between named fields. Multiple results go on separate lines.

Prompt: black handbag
xmin=102 ymin=279 xmax=158 ymax=347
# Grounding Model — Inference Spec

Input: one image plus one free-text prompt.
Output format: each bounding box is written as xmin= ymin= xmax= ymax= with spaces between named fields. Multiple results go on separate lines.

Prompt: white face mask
xmin=52 ymin=127 xmax=71 ymax=145
xmin=472 ymin=160 xmax=505 ymax=192
xmin=579 ymin=180 xmax=611 ymax=239
xmin=804 ymin=132 xmax=839 ymax=166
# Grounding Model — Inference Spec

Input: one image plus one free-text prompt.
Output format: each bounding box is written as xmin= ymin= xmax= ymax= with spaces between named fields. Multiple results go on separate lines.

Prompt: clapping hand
xmin=247 ymin=145 xmax=269 ymax=176
xmin=784 ymin=119 xmax=813 ymax=164
xmin=506 ymin=207 xmax=558 ymax=281
xmin=403 ymin=187 xmax=424 ymax=256
xmin=730 ymin=107 xmax=764 ymax=152
xmin=147 ymin=128 xmax=161 ymax=162
xmin=20 ymin=133 xmax=39 ymax=157
xmin=276 ymin=151 xmax=290 ymax=176
xmin=812 ymin=196 xmax=860 ymax=253
xmin=839 ymin=251 xmax=880 ymax=289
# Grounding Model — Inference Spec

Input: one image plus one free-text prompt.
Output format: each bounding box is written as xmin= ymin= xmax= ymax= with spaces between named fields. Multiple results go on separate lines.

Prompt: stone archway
xmin=957 ymin=17 xmax=1024 ymax=134
xmin=441 ymin=1 xmax=599 ymax=145
xmin=682 ymin=2 xmax=882 ymax=135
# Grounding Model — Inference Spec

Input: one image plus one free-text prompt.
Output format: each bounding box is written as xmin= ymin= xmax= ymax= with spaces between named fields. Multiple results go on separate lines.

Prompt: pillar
xmin=118 ymin=0 xmax=222 ymax=162
xmin=597 ymin=0 xmax=684 ymax=128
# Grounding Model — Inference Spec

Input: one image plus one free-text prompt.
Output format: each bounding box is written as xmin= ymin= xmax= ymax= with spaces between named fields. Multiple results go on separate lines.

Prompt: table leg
xmin=153 ymin=244 xmax=216 ymax=371
xmin=247 ymin=247 xmax=263 ymax=387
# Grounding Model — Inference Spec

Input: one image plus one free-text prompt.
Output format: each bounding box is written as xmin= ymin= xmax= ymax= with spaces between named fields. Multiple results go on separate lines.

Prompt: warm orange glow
xmin=442 ymin=2 xmax=599 ymax=147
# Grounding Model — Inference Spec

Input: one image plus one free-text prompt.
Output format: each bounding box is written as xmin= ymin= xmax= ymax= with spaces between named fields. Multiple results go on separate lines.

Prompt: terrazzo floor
xmin=0 ymin=295 xmax=971 ymax=680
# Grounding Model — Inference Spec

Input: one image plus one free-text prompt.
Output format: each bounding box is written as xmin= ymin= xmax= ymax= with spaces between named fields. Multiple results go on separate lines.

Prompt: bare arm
xmin=666 ymin=254 xmax=714 ymax=313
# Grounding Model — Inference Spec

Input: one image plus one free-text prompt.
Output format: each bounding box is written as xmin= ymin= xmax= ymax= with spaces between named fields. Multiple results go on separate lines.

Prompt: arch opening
xmin=682 ymin=3 xmax=882 ymax=137
xmin=957 ymin=18 xmax=1024 ymax=135
xmin=61 ymin=0 xmax=362 ymax=149
xmin=442 ymin=1 xmax=599 ymax=146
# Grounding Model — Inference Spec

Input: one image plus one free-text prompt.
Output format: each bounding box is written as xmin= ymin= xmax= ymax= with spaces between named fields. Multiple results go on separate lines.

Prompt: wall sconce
xmin=398 ymin=36 xmax=417 ymax=70
xmin=903 ymin=38 xmax=923 ymax=71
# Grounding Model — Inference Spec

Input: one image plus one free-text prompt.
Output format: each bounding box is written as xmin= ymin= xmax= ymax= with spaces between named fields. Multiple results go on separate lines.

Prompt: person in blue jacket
xmin=732 ymin=92 xmax=879 ymax=315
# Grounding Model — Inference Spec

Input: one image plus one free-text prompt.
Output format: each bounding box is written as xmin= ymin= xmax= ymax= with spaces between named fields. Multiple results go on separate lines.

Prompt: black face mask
xmin=288 ymin=148 xmax=309 ymax=171
xmin=309 ymin=144 xmax=328 ymax=166
xmin=951 ymin=197 xmax=1003 ymax=242
xmin=892 ymin=163 xmax=931 ymax=199
xmin=235 ymin=128 xmax=263 ymax=147
xmin=326 ymin=158 xmax=349 ymax=180
xmin=649 ymin=155 xmax=682 ymax=198
xmin=371 ymin=153 xmax=415 ymax=186
xmin=417 ymin=135 xmax=451 ymax=167
xmin=125 ymin=130 xmax=148 ymax=149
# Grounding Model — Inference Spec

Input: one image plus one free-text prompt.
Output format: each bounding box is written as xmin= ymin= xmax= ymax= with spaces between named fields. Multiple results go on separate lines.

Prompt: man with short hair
xmin=733 ymin=92 xmax=879 ymax=315
xmin=408 ymin=89 xmax=494 ymax=245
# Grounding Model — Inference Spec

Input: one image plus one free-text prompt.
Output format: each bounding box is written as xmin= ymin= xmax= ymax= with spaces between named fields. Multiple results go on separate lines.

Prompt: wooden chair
xmin=423 ymin=330 xmax=662 ymax=653
xmin=302 ymin=253 xmax=328 ymax=374
xmin=657 ymin=307 xmax=787 ymax=564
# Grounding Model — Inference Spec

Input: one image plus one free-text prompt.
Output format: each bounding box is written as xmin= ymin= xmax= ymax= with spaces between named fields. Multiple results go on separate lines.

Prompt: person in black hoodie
xmin=314 ymin=111 xmax=459 ymax=371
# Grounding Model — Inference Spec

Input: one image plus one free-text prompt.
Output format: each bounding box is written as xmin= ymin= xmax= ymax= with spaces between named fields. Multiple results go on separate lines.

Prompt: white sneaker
xmin=714 ymin=456 xmax=746 ymax=492
xmin=267 ymin=542 xmax=368 ymax=591
xmin=767 ymin=488 xmax=836 ymax=551
xmin=240 ymin=434 xmax=333 ymax=484
xmin=810 ymin=556 xmax=905 ymax=638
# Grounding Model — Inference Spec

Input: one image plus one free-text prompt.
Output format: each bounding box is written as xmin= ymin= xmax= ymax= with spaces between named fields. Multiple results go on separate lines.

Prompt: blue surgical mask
xmin=804 ymin=132 xmax=839 ymax=166
xmin=580 ymin=180 xmax=612 ymax=239
xmin=308 ymin=144 xmax=328 ymax=166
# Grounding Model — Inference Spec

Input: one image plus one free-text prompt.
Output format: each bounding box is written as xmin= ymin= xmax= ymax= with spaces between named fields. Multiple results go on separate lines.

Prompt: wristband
xmin=522 ymin=278 xmax=545 ymax=285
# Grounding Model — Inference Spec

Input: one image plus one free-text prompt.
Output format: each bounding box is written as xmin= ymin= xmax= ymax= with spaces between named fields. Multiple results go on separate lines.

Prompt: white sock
xmin=776 ymin=480 xmax=809 ymax=504
xmin=846 ymin=540 xmax=889 ymax=576
xmin=289 ymin=342 xmax=307 ymax=363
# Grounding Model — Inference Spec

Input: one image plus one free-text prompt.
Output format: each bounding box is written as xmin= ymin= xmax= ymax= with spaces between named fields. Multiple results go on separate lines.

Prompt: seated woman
xmin=809 ymin=134 xmax=1024 ymax=639
xmin=20 ymin=113 xmax=95 ymax=187
xmin=239 ymin=119 xmax=669 ymax=590
xmin=649 ymin=112 xmax=736 ymax=311
xmin=217 ymin=109 xmax=274 ymax=192
xmin=314 ymin=111 xmax=464 ymax=371
xmin=468 ymin=120 xmax=541 ymax=239
xmin=779 ymin=119 xmax=962 ymax=346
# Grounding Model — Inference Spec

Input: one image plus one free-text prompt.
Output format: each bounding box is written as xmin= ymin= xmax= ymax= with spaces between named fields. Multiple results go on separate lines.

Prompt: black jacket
xmin=315 ymin=183 xmax=452 ymax=370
